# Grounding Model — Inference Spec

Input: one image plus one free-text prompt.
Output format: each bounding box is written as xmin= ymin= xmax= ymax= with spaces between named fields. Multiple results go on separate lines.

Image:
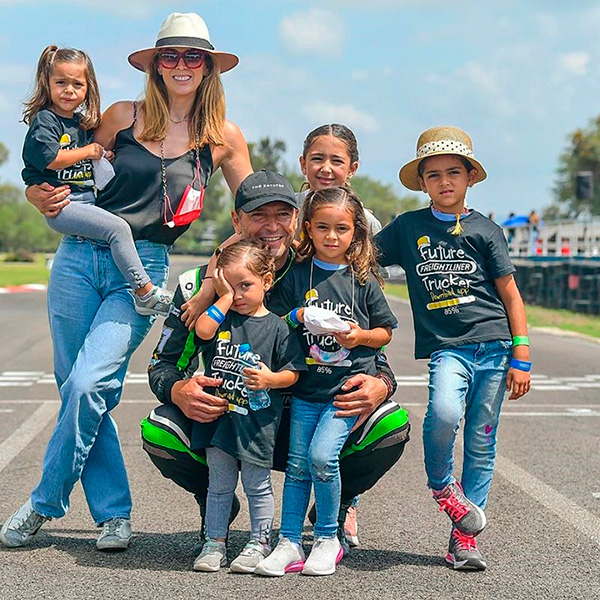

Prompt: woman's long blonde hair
xmin=297 ymin=186 xmax=384 ymax=287
xmin=138 ymin=53 xmax=226 ymax=147
xmin=22 ymin=45 xmax=101 ymax=129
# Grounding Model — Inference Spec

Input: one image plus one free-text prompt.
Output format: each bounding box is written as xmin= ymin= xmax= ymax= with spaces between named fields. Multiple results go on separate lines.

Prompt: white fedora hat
xmin=128 ymin=12 xmax=239 ymax=74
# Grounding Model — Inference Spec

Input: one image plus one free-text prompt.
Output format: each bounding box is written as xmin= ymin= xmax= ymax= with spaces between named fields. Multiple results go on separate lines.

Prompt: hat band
xmin=416 ymin=140 xmax=474 ymax=158
xmin=156 ymin=36 xmax=215 ymax=51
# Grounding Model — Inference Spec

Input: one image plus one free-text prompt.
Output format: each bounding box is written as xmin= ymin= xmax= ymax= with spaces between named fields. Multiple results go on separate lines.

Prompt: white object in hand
xmin=92 ymin=153 xmax=115 ymax=190
xmin=303 ymin=306 xmax=351 ymax=335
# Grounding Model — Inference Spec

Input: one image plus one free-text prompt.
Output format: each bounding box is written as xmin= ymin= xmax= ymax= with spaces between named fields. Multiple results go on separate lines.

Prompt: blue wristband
xmin=510 ymin=358 xmax=531 ymax=372
xmin=290 ymin=308 xmax=300 ymax=325
xmin=206 ymin=304 xmax=225 ymax=324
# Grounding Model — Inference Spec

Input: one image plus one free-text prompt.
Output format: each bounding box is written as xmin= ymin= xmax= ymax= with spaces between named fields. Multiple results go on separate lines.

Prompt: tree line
xmin=0 ymin=138 xmax=422 ymax=256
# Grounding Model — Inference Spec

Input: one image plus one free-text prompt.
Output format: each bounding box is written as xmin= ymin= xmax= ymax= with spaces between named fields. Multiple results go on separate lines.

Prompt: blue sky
xmin=1 ymin=1 xmax=600 ymax=220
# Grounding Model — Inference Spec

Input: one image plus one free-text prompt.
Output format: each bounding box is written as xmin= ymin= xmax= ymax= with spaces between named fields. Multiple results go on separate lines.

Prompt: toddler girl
xmin=192 ymin=239 xmax=305 ymax=573
xmin=21 ymin=45 xmax=172 ymax=316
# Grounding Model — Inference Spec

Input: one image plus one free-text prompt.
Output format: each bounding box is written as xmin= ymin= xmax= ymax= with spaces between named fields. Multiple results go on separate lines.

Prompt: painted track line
xmin=0 ymin=402 xmax=58 ymax=473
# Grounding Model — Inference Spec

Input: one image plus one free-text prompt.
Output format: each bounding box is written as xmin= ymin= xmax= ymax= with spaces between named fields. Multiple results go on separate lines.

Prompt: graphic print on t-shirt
xmin=57 ymin=132 xmax=94 ymax=187
xmin=303 ymin=288 xmax=352 ymax=369
xmin=415 ymin=234 xmax=477 ymax=315
xmin=206 ymin=331 xmax=262 ymax=415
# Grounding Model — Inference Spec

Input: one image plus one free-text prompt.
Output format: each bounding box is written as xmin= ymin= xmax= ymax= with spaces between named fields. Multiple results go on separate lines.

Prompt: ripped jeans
xmin=423 ymin=341 xmax=512 ymax=510
xmin=280 ymin=397 xmax=357 ymax=543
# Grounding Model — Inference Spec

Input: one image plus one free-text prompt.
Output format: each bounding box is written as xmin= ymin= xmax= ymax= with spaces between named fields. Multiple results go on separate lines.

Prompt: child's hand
xmin=214 ymin=268 xmax=234 ymax=299
xmin=334 ymin=322 xmax=364 ymax=349
xmin=242 ymin=362 xmax=273 ymax=390
xmin=506 ymin=368 xmax=531 ymax=400
xmin=86 ymin=143 xmax=105 ymax=160
xmin=104 ymin=150 xmax=115 ymax=162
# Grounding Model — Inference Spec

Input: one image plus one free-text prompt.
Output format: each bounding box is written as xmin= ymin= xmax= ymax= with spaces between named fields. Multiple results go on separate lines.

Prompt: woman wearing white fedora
xmin=1 ymin=12 xmax=252 ymax=551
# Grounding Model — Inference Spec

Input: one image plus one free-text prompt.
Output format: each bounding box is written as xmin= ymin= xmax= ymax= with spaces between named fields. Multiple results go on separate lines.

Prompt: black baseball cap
xmin=235 ymin=170 xmax=300 ymax=213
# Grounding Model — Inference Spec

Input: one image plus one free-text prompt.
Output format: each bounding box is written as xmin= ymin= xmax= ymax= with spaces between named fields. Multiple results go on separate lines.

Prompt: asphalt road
xmin=1 ymin=256 xmax=599 ymax=600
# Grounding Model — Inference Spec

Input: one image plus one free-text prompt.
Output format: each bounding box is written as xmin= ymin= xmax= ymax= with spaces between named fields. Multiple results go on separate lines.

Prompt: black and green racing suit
xmin=142 ymin=254 xmax=410 ymax=524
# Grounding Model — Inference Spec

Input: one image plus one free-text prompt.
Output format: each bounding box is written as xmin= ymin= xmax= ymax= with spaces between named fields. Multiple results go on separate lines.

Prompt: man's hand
xmin=170 ymin=375 xmax=227 ymax=423
xmin=26 ymin=182 xmax=71 ymax=217
xmin=333 ymin=373 xmax=388 ymax=430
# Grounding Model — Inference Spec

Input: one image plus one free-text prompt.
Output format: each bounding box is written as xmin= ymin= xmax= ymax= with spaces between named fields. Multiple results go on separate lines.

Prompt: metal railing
xmin=505 ymin=218 xmax=600 ymax=257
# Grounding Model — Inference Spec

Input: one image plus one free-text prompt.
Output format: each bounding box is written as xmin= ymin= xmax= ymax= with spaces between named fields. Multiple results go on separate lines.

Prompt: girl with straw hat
xmin=375 ymin=125 xmax=531 ymax=571
xmin=1 ymin=12 xmax=252 ymax=552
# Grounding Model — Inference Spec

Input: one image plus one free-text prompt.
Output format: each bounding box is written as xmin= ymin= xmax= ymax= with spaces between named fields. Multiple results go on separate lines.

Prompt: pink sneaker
xmin=433 ymin=482 xmax=486 ymax=537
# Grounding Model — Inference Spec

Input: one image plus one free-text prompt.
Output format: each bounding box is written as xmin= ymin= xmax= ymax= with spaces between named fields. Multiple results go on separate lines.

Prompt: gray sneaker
xmin=193 ymin=539 xmax=227 ymax=572
xmin=96 ymin=518 xmax=132 ymax=551
xmin=230 ymin=539 xmax=271 ymax=574
xmin=446 ymin=528 xmax=487 ymax=571
xmin=433 ymin=482 xmax=486 ymax=537
xmin=0 ymin=499 xmax=50 ymax=548
xmin=131 ymin=286 xmax=174 ymax=317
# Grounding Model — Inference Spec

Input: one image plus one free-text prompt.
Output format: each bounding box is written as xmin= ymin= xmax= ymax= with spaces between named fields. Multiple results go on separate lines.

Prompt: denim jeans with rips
xmin=280 ymin=397 xmax=357 ymax=543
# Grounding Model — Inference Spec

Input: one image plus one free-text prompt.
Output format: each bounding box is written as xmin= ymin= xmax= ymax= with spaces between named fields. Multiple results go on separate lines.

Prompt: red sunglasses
xmin=157 ymin=49 xmax=206 ymax=70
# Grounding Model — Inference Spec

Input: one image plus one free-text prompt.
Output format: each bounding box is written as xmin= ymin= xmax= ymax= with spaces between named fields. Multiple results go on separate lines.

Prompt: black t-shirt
xmin=268 ymin=260 xmax=397 ymax=402
xmin=191 ymin=310 xmax=306 ymax=468
xmin=96 ymin=125 xmax=213 ymax=245
xmin=22 ymin=109 xmax=94 ymax=191
xmin=375 ymin=208 xmax=515 ymax=359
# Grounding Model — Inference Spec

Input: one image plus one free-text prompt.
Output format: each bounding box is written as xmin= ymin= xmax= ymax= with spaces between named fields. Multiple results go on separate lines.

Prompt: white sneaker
xmin=302 ymin=536 xmax=343 ymax=576
xmin=96 ymin=518 xmax=132 ymax=551
xmin=230 ymin=539 xmax=271 ymax=574
xmin=254 ymin=537 xmax=305 ymax=577
xmin=0 ymin=499 xmax=50 ymax=548
xmin=193 ymin=539 xmax=227 ymax=572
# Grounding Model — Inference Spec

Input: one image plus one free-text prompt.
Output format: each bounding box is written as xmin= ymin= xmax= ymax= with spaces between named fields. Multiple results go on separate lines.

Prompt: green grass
xmin=385 ymin=282 xmax=600 ymax=340
xmin=0 ymin=254 xmax=51 ymax=287
xmin=385 ymin=283 xmax=410 ymax=300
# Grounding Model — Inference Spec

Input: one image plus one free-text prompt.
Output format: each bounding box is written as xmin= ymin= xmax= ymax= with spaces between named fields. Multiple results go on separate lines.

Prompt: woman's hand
xmin=25 ymin=183 xmax=71 ymax=217
xmin=213 ymin=268 xmax=234 ymax=299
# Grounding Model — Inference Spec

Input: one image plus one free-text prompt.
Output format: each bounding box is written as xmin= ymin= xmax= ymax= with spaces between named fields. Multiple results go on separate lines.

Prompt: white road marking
xmin=0 ymin=402 xmax=58 ymax=473
xmin=409 ymin=405 xmax=600 ymax=548
xmin=496 ymin=453 xmax=600 ymax=547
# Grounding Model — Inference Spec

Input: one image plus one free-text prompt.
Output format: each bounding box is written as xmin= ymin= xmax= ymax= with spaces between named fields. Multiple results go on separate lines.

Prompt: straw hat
xmin=127 ymin=12 xmax=239 ymax=74
xmin=399 ymin=126 xmax=487 ymax=191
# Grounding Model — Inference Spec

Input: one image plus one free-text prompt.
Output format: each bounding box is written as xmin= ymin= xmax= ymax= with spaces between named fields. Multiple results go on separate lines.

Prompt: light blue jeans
xmin=280 ymin=397 xmax=357 ymax=543
xmin=423 ymin=340 xmax=512 ymax=509
xmin=31 ymin=236 xmax=169 ymax=525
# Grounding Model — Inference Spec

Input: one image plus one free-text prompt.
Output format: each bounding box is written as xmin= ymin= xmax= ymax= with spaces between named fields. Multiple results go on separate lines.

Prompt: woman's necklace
xmin=169 ymin=116 xmax=191 ymax=124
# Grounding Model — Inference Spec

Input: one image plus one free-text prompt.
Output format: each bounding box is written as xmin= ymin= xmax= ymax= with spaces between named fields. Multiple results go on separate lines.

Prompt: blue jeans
xmin=423 ymin=340 xmax=511 ymax=509
xmin=31 ymin=236 xmax=169 ymax=525
xmin=280 ymin=397 xmax=357 ymax=543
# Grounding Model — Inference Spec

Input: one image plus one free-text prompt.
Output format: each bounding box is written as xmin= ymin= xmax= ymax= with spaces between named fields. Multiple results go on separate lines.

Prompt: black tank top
xmin=96 ymin=125 xmax=213 ymax=245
